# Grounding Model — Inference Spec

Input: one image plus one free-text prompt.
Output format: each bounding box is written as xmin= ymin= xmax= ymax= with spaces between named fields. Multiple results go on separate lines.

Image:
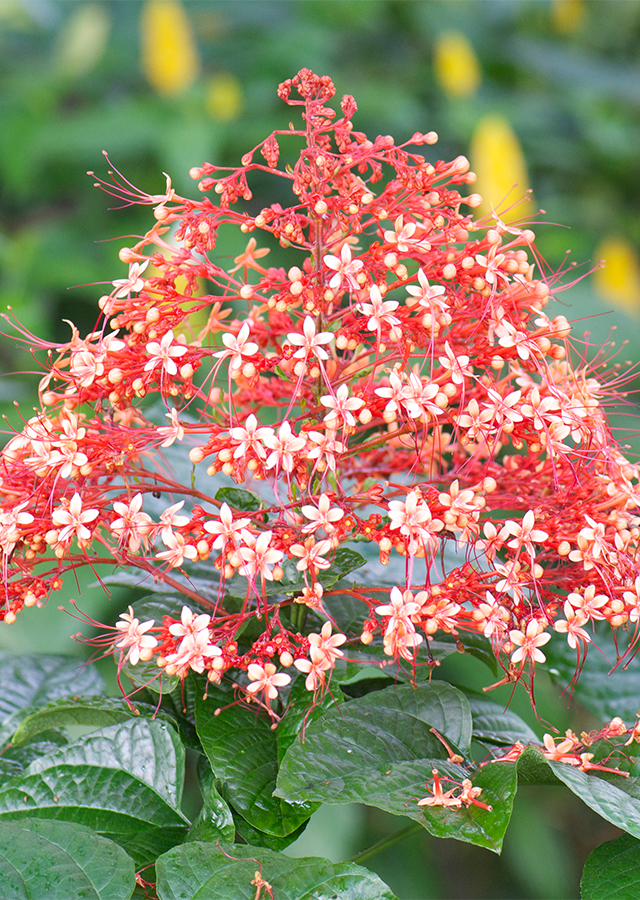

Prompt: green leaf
xmin=11 ymin=697 xmax=147 ymax=747
xmin=215 ymin=487 xmax=262 ymax=512
xmin=581 ymin=833 xmax=640 ymax=900
xmin=155 ymin=841 xmax=398 ymax=900
xmin=0 ymin=654 xmax=105 ymax=743
xmin=0 ymin=817 xmax=135 ymax=899
xmin=321 ymin=547 xmax=366 ymax=587
xmin=195 ymin=685 xmax=314 ymax=837
xmin=0 ymin=719 xmax=189 ymax=838
xmin=547 ymin=756 xmax=640 ymax=840
xmin=418 ymin=761 xmax=518 ymax=853
xmin=276 ymin=682 xmax=476 ymax=830
xmin=546 ymin=628 xmax=640 ymax=721
xmin=465 ymin=694 xmax=539 ymax=747
xmin=232 ymin=811 xmax=308 ymax=851
xmin=186 ymin=756 xmax=235 ymax=844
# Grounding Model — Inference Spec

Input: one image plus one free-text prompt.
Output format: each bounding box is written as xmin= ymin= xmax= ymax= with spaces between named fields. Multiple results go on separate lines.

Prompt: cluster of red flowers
xmin=1 ymin=69 xmax=639 ymax=713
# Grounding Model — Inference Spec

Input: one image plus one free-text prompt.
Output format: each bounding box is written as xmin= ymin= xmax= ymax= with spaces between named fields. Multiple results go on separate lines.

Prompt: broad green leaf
xmin=2 ymin=732 xmax=68 ymax=776
xmin=195 ymin=684 xmax=314 ymax=837
xmin=215 ymin=486 xmax=262 ymax=512
xmin=516 ymin=745 xmax=563 ymax=786
xmin=155 ymin=841 xmax=398 ymax=900
xmin=232 ymin=811 xmax=308 ymax=851
xmin=102 ymin=826 xmax=188 ymax=871
xmin=546 ymin=629 xmax=640 ymax=721
xmin=276 ymin=682 xmax=474 ymax=828
xmin=186 ymin=756 xmax=235 ymax=844
xmin=418 ymin=761 xmax=518 ymax=853
xmin=581 ymin=833 xmax=640 ymax=900
xmin=466 ymin=694 xmax=539 ymax=746
xmin=0 ymin=719 xmax=189 ymax=838
xmin=11 ymin=697 xmax=147 ymax=746
xmin=0 ymin=654 xmax=105 ymax=743
xmin=276 ymin=674 xmax=343 ymax=766
xmin=320 ymin=547 xmax=366 ymax=587
xmin=547 ymin=755 xmax=640 ymax=839
xmin=0 ymin=816 xmax=135 ymax=899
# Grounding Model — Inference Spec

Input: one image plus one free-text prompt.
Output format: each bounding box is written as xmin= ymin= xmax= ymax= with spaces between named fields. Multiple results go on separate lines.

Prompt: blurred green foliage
xmin=1 ymin=2 xmax=639 ymax=897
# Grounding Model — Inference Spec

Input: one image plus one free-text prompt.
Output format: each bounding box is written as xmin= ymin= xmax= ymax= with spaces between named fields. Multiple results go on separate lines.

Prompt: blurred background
xmin=1 ymin=1 xmax=639 ymax=896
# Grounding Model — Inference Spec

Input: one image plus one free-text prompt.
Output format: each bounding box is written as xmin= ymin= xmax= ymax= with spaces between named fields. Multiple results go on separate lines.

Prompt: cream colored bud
xmin=358 ymin=408 xmax=373 ymax=425
xmin=442 ymin=263 xmax=456 ymax=280
xmin=280 ymin=651 xmax=294 ymax=667
xmin=288 ymin=266 xmax=303 ymax=282
xmin=240 ymin=285 xmax=254 ymax=300
xmin=558 ymin=541 xmax=571 ymax=556
xmin=180 ymin=363 xmax=194 ymax=379
xmin=314 ymin=200 xmax=328 ymax=215
xmin=360 ymin=630 xmax=373 ymax=645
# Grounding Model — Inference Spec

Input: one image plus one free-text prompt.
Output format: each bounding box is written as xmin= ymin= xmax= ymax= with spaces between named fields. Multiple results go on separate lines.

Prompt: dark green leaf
xmin=547 ymin=756 xmax=640 ymax=839
xmin=466 ymin=694 xmax=539 ymax=747
xmin=186 ymin=756 xmax=235 ymax=844
xmin=195 ymin=685 xmax=314 ymax=837
xmin=232 ymin=811 xmax=308 ymax=851
xmin=0 ymin=654 xmax=105 ymax=743
xmin=276 ymin=674 xmax=343 ymax=766
xmin=155 ymin=841 xmax=398 ymax=900
xmin=320 ymin=547 xmax=366 ymax=587
xmin=0 ymin=817 xmax=135 ymax=899
xmin=215 ymin=487 xmax=262 ymax=512
xmin=546 ymin=629 xmax=640 ymax=721
xmin=277 ymin=682 xmax=476 ymax=832
xmin=418 ymin=761 xmax=518 ymax=853
xmin=11 ymin=697 xmax=146 ymax=747
xmin=0 ymin=719 xmax=189 ymax=837
xmin=581 ymin=833 xmax=640 ymax=900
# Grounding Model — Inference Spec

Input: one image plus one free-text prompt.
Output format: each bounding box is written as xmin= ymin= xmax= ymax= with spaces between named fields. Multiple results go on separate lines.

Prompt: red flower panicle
xmin=1 ymin=69 xmax=639 ymax=723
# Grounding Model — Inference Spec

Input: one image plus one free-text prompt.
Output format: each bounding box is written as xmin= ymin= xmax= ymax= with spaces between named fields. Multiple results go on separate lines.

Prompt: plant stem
xmin=348 ymin=822 xmax=422 ymax=864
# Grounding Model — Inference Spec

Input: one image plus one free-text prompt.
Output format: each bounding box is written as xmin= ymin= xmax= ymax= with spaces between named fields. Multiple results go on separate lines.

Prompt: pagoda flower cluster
xmin=1 ymin=68 xmax=640 ymax=717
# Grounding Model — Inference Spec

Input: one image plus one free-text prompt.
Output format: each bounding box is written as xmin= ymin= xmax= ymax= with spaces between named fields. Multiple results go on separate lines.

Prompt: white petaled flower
xmin=144 ymin=330 xmax=188 ymax=376
xmin=301 ymin=493 xmax=344 ymax=533
xmin=307 ymin=621 xmax=347 ymax=666
xmin=246 ymin=663 xmax=291 ymax=700
xmin=157 ymin=408 xmax=185 ymax=447
xmin=290 ymin=538 xmax=333 ymax=572
xmin=356 ymin=285 xmax=400 ymax=333
xmin=52 ymin=493 xmax=99 ymax=544
xmin=229 ymin=414 xmax=273 ymax=460
xmin=263 ymin=420 xmax=306 ymax=473
xmin=156 ymin=532 xmax=198 ymax=569
xmin=384 ymin=215 xmax=430 ymax=253
xmin=238 ymin=531 xmax=283 ymax=581
xmin=320 ymin=384 xmax=364 ymax=428
xmin=509 ymin=620 xmax=551 ymax=665
xmin=204 ymin=502 xmax=251 ymax=550
xmin=323 ymin=243 xmax=364 ymax=291
xmin=110 ymin=493 xmax=153 ymax=553
xmin=213 ymin=322 xmax=259 ymax=373
xmin=405 ymin=268 xmax=447 ymax=307
xmin=157 ymin=500 xmax=190 ymax=544
xmin=287 ymin=316 xmax=334 ymax=361
xmin=115 ymin=606 xmax=157 ymax=665
xmin=112 ymin=259 xmax=149 ymax=298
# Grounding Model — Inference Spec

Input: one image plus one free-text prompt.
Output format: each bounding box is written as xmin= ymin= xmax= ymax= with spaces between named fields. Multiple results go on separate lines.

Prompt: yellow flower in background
xmin=141 ymin=0 xmax=199 ymax=97
xmin=470 ymin=114 xmax=533 ymax=224
xmin=434 ymin=31 xmax=481 ymax=99
xmin=594 ymin=238 xmax=640 ymax=316
xmin=551 ymin=0 xmax=586 ymax=33
xmin=53 ymin=4 xmax=111 ymax=78
xmin=206 ymin=73 xmax=243 ymax=122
